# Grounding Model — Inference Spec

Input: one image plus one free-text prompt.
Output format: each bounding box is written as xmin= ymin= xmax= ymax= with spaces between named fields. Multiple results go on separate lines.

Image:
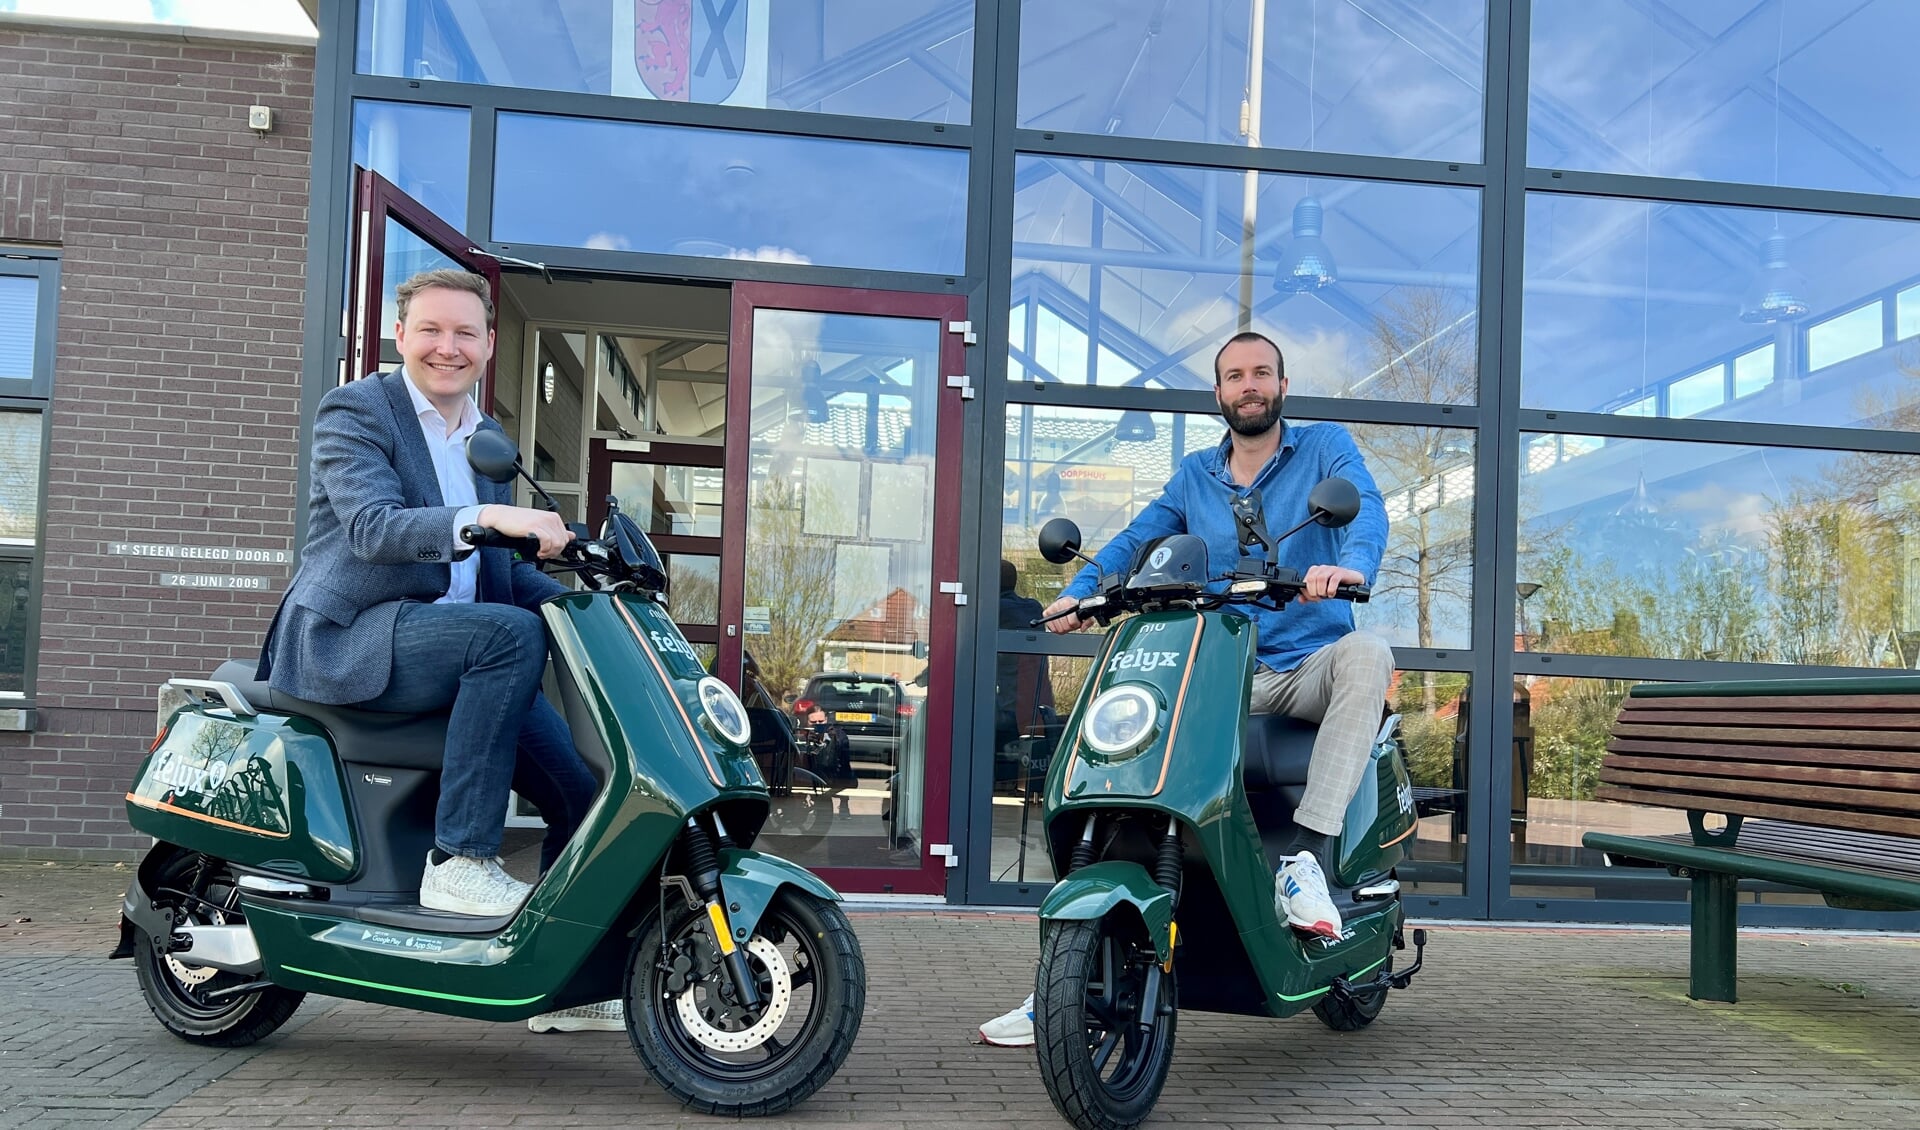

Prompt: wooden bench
xmin=1581 ymin=676 xmax=1920 ymax=1002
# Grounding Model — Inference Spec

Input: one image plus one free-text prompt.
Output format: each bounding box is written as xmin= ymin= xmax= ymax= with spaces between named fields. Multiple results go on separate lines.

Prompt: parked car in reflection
xmin=792 ymin=673 xmax=912 ymax=775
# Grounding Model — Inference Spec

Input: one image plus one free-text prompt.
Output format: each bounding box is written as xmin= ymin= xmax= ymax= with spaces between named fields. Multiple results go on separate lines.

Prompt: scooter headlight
xmin=1081 ymin=685 xmax=1160 ymax=757
xmin=696 ymin=676 xmax=752 ymax=746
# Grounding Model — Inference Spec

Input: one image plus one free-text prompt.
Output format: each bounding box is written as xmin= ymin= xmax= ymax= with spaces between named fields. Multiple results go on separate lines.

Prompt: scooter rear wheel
xmin=1310 ymin=957 xmax=1389 ymax=1031
xmin=1034 ymin=916 xmax=1177 ymax=1130
xmin=626 ymin=887 xmax=865 ymax=1116
xmin=132 ymin=850 xmax=305 ymax=1047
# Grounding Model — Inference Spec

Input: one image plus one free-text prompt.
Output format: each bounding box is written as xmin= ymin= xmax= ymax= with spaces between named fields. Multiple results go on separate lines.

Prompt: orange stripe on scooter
xmin=124 ymin=792 xmax=291 ymax=839
xmin=1149 ymin=617 xmax=1203 ymax=797
xmin=613 ymin=598 xmax=724 ymax=788
xmin=1379 ymin=824 xmax=1416 ymax=849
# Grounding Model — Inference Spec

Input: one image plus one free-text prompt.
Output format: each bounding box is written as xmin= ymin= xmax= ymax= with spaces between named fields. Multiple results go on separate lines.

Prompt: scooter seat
xmin=210 ymin=660 xmax=450 ymax=772
xmin=1241 ymin=713 xmax=1317 ymax=790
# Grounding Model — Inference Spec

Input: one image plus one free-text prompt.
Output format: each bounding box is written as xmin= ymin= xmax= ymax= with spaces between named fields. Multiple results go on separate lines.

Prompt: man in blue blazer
xmin=257 ymin=268 xmax=596 ymax=921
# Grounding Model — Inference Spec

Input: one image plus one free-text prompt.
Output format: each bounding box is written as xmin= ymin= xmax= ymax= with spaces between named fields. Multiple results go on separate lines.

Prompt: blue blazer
xmin=257 ymin=371 xmax=565 ymax=705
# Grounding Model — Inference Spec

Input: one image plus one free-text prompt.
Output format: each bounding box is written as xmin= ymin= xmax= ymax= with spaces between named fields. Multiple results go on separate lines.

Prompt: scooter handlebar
xmin=1031 ymin=593 xmax=1110 ymax=628
xmin=459 ymin=524 xmax=545 ymax=559
xmin=1031 ymin=580 xmax=1366 ymax=624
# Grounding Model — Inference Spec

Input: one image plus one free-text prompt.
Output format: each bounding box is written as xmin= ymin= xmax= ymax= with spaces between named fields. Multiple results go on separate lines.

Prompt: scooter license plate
xmin=835 ymin=711 xmax=874 ymax=723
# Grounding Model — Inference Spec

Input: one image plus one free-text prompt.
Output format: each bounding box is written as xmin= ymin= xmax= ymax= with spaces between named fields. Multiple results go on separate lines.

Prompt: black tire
xmin=1034 ymin=916 xmax=1177 ymax=1130
xmin=131 ymin=850 xmax=305 ymax=1047
xmin=627 ymin=887 xmax=865 ymax=1116
xmin=1312 ymin=905 xmax=1399 ymax=1032
xmin=1310 ymin=977 xmax=1387 ymax=1031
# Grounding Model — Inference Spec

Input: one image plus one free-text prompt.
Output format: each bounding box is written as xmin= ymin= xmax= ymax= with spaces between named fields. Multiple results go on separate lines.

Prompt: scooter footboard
xmin=1039 ymin=861 xmax=1175 ymax=964
xmin=717 ymin=848 xmax=842 ymax=943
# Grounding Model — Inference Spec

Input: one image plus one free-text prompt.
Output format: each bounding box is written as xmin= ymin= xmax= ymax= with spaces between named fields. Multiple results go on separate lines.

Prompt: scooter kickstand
xmin=1327 ymin=928 xmax=1427 ymax=1002
xmin=1385 ymin=928 xmax=1428 ymax=990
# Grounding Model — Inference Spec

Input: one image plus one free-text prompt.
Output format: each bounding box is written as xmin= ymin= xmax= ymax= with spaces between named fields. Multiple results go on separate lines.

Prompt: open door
xmin=719 ymin=283 xmax=970 ymax=896
xmin=346 ymin=167 xmax=501 ymax=406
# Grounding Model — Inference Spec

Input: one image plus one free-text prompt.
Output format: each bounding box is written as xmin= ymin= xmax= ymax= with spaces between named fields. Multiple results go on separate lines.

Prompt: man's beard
xmin=1218 ymin=391 xmax=1282 ymax=437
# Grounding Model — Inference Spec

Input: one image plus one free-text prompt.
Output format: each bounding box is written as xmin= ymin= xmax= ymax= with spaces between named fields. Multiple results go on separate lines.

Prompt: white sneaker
xmin=1274 ymin=851 xmax=1343 ymax=939
xmin=528 ymin=1000 xmax=624 ymax=1033
xmin=978 ymin=992 xmax=1034 ymax=1047
xmin=419 ymin=852 xmax=531 ymax=917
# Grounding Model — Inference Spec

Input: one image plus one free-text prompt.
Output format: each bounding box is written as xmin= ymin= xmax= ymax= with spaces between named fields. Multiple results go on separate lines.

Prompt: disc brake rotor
xmin=164 ymin=906 xmax=226 ymax=987
xmin=673 ymin=936 xmax=793 ymax=1052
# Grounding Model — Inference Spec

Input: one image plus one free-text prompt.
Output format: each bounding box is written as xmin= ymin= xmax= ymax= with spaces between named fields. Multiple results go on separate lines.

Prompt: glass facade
xmin=1521 ymin=195 xmax=1920 ymax=429
xmin=318 ymin=1 xmax=1920 ymax=923
xmin=494 ymin=113 xmax=968 ymax=274
xmin=356 ymin=0 xmax=973 ymax=122
xmin=1011 ymin=158 xmax=1480 ymax=396
xmin=350 ymin=99 xmax=469 ymax=224
xmin=1529 ymin=0 xmax=1920 ymax=195
xmin=1018 ymin=0 xmax=1487 ymax=162
xmin=1520 ymin=435 xmax=1920 ymax=666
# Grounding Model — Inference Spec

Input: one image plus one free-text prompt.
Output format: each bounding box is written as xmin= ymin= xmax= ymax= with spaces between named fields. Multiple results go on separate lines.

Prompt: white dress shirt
xmin=400 ymin=369 xmax=486 ymax=605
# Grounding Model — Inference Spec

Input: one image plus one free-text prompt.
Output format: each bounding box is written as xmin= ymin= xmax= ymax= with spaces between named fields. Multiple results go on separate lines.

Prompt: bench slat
xmin=1610 ymin=721 xmax=1920 ymax=750
xmin=1600 ymin=755 xmax=1920 ymax=792
xmin=1614 ymin=707 xmax=1920 ymax=731
xmin=1737 ymin=821 xmax=1920 ymax=880
xmin=1604 ymin=738 xmax=1920 ymax=771
xmin=1594 ymin=785 xmax=1920 ymax=837
xmin=1625 ymin=691 xmax=1920 ymax=712
xmin=1598 ymin=767 xmax=1920 ymax=813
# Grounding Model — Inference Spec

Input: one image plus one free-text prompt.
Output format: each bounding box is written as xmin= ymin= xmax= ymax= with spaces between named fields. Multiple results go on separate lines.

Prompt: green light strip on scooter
xmin=280 ymin=965 xmax=545 ymax=1007
xmin=1272 ymin=954 xmax=1389 ymax=1002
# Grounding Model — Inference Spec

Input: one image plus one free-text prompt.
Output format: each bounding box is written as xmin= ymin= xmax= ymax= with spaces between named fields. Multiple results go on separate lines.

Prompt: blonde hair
xmin=395 ymin=268 xmax=494 ymax=327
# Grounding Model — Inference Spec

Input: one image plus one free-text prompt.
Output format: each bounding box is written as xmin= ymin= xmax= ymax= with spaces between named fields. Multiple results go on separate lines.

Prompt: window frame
xmin=0 ymin=248 xmax=57 ymax=714
xmin=0 ymin=251 xmax=57 ymax=399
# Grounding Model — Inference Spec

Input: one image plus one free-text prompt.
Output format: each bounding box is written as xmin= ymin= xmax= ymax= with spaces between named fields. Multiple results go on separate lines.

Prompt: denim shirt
xmin=1061 ymin=420 xmax=1388 ymax=674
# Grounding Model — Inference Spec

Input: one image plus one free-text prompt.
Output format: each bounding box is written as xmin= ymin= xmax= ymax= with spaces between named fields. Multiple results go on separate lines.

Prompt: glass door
xmin=585 ymin=330 xmax=730 ymax=650
xmin=346 ymin=167 xmax=501 ymax=400
xmin=719 ymin=284 xmax=968 ymax=896
xmin=588 ymin=439 xmax=726 ymax=649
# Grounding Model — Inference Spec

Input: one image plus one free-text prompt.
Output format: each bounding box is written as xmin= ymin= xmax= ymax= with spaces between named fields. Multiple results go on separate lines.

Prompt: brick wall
xmin=0 ymin=25 xmax=314 ymax=859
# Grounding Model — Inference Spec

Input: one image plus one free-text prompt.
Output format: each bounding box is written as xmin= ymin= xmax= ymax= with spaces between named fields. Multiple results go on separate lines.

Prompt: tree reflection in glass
xmin=1520 ymin=434 xmax=1920 ymax=668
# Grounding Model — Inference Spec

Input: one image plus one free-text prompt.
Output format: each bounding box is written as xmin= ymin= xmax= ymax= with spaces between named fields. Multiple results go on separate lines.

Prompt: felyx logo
xmin=1107 ymin=648 xmax=1182 ymax=674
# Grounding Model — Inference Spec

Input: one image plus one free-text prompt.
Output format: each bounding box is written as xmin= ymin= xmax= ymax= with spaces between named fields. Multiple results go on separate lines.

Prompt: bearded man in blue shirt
xmin=978 ymin=331 xmax=1394 ymax=1048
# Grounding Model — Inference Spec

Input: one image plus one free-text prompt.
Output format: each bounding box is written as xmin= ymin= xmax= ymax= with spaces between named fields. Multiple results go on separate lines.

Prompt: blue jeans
xmin=363 ymin=601 xmax=598 ymax=871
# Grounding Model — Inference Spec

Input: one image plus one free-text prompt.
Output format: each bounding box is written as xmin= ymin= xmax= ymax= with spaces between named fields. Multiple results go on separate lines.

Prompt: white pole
xmin=1237 ymin=0 xmax=1268 ymax=331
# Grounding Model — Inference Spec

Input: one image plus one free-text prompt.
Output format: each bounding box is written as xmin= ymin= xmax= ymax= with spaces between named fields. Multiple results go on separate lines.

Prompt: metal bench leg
xmin=1690 ymin=870 xmax=1738 ymax=1003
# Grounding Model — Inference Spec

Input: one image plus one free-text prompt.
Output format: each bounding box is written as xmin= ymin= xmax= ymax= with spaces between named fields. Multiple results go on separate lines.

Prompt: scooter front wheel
xmin=1034 ymin=916 xmax=1177 ymax=1130
xmin=132 ymin=849 xmax=305 ymax=1047
xmin=626 ymin=887 xmax=865 ymax=1116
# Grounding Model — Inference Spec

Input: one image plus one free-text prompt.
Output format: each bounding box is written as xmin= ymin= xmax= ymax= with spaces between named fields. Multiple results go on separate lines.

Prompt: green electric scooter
xmin=112 ymin=431 xmax=865 ymax=1116
xmin=1028 ymin=478 xmax=1428 ymax=1130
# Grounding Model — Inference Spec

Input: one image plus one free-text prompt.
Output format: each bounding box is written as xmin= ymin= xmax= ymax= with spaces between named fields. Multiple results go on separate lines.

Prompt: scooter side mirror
xmin=465 ymin=429 xmax=522 ymax=484
xmin=1308 ymin=478 xmax=1362 ymax=529
xmin=467 ymin=428 xmax=568 ymax=513
xmin=1037 ymin=518 xmax=1083 ymax=565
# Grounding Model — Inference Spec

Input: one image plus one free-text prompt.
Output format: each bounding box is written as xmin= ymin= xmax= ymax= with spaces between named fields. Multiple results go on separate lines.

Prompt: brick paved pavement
xmin=5 ymin=862 xmax=1920 ymax=1129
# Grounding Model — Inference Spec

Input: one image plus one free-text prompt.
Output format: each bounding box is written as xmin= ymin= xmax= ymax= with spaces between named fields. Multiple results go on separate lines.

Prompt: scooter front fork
xmin=1325 ymin=925 xmax=1428 ymax=1004
xmin=679 ymin=815 xmax=765 ymax=1012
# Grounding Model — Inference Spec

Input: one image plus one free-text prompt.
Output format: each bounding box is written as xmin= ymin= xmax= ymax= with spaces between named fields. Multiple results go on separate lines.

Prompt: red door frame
xmin=720 ymin=282 xmax=968 ymax=896
xmin=349 ymin=168 xmax=502 ymax=408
